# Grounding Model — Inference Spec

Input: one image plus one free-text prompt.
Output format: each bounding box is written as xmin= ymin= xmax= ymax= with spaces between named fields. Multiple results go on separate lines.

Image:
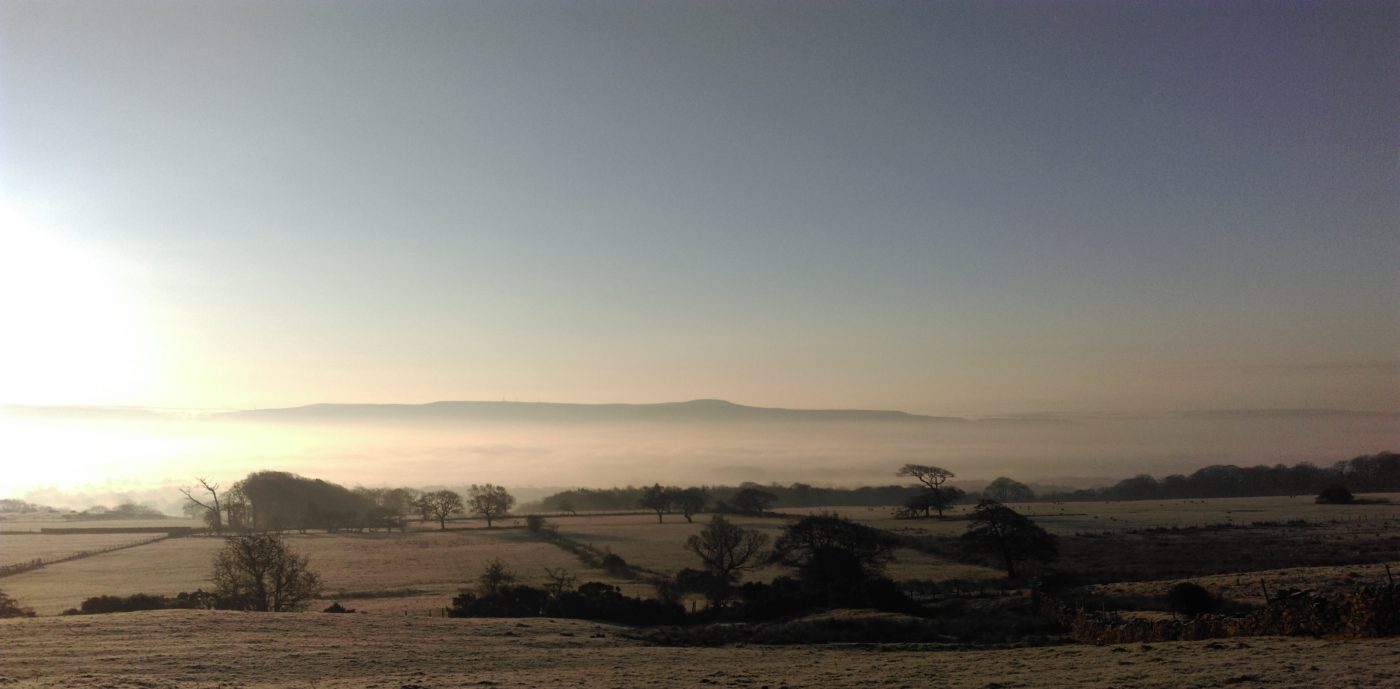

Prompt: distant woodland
xmin=1043 ymin=452 xmax=1399 ymax=502
xmin=530 ymin=452 xmax=1398 ymax=511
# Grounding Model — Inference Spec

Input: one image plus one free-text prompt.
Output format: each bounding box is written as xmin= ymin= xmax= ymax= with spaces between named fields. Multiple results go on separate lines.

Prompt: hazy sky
xmin=2 ymin=0 xmax=1397 ymax=415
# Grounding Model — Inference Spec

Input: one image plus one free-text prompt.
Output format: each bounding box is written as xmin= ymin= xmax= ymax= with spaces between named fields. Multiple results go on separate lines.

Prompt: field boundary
xmin=0 ymin=533 xmax=172 ymax=578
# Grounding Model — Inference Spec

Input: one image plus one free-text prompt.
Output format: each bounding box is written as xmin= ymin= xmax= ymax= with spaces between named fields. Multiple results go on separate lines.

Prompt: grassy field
xmin=5 ymin=496 xmax=1400 ymax=687
xmin=552 ymin=512 xmax=1004 ymax=584
xmin=0 ymin=528 xmax=646 ymax=616
xmin=4 ymin=494 xmax=1398 ymax=617
xmin=0 ymin=533 xmax=168 ymax=567
xmin=2 ymin=609 xmax=1399 ymax=688
xmin=0 ymin=516 xmax=204 ymax=533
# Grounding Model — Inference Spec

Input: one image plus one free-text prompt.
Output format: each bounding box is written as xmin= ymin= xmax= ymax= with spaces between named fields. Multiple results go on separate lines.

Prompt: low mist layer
xmin=3 ymin=400 xmax=1396 ymax=512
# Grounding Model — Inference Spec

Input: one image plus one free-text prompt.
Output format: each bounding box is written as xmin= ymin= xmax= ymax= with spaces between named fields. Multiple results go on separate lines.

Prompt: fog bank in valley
xmin=3 ymin=400 xmax=1396 ymax=512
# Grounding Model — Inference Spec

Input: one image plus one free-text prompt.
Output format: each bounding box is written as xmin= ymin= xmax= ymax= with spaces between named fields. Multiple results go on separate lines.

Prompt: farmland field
xmin=5 ymin=495 xmax=1399 ymax=616
xmin=0 ymin=533 xmax=167 ymax=567
xmin=0 ymin=528 xmax=641 ymax=616
xmin=0 ymin=517 xmax=204 ymax=533
xmin=3 ymin=495 xmax=1400 ymax=688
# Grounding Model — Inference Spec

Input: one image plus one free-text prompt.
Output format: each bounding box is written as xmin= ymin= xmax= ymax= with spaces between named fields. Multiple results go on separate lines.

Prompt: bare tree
xmin=418 ymin=490 xmax=464 ymax=530
xmin=467 ymin=484 xmax=515 ymax=528
xmin=684 ymin=515 xmax=768 ymax=603
xmin=179 ymin=478 xmax=224 ymax=534
xmin=211 ymin=533 xmax=322 ymax=611
xmin=638 ymin=484 xmax=671 ymax=523
xmin=674 ymin=487 xmax=709 ymax=523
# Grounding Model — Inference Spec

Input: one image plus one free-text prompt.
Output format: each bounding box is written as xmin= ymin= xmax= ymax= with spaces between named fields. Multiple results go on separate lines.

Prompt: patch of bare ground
xmin=3 ymin=610 xmax=1400 ymax=688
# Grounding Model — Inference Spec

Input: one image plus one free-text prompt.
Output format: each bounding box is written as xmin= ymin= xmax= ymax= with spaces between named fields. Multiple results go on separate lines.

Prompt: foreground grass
xmin=3 ymin=609 xmax=1399 ymax=688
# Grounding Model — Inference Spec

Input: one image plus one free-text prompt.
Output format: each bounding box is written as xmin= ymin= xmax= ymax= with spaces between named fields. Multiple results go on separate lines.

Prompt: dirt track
xmin=3 ymin=610 xmax=1399 ymax=688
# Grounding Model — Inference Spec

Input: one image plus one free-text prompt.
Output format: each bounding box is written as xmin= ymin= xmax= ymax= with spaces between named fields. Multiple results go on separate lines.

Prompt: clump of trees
xmin=982 ymin=477 xmax=1035 ymax=502
xmin=723 ymin=487 xmax=777 ymax=515
xmin=0 ymin=499 xmax=56 ymax=514
xmin=637 ymin=485 xmax=711 ymax=523
xmin=181 ymin=472 xmax=417 ymax=533
xmin=211 ymin=533 xmax=322 ymax=612
xmin=961 ymin=500 xmax=1058 ymax=578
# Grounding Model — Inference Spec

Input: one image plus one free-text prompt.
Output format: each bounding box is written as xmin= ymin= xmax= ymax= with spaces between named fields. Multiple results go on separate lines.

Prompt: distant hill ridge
xmin=220 ymin=398 xmax=1022 ymax=425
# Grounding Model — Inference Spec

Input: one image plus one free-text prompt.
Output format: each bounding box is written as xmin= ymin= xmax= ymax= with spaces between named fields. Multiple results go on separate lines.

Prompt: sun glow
xmin=0 ymin=203 xmax=163 ymax=405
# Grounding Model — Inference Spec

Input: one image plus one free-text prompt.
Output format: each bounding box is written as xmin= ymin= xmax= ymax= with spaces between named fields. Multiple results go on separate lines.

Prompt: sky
xmin=1 ymin=0 xmax=1397 ymax=418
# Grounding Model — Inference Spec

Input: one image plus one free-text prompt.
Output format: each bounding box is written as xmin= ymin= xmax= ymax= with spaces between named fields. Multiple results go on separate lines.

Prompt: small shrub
xmin=0 ymin=590 xmax=35 ymax=618
xmin=1316 ymin=486 xmax=1355 ymax=505
xmin=525 ymin=514 xmax=547 ymax=534
xmin=323 ymin=602 xmax=355 ymax=613
xmin=599 ymin=552 xmax=631 ymax=577
xmin=477 ymin=559 xmax=516 ymax=596
xmin=1168 ymin=582 xmax=1218 ymax=618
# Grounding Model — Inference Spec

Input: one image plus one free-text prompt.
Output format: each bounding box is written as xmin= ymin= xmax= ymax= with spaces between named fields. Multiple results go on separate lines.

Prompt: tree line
xmin=180 ymin=471 xmax=518 ymax=534
xmin=1044 ymin=452 xmax=1399 ymax=502
xmin=529 ymin=482 xmax=933 ymax=514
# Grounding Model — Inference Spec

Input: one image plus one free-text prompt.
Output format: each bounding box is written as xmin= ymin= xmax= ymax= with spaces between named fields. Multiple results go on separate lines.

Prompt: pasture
xmin=3 ymin=494 xmax=1398 ymax=618
xmin=0 ymin=533 xmax=168 ymax=568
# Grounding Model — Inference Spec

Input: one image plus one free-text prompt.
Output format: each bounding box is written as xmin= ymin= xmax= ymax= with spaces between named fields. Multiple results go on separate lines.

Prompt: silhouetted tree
xmin=179 ymin=478 xmax=224 ymax=534
xmin=638 ymin=484 xmax=672 ymax=523
xmin=468 ymin=484 xmax=515 ymax=528
xmin=898 ymin=464 xmax=957 ymax=517
xmin=418 ymin=490 xmax=464 ymax=530
xmin=1316 ymin=485 xmax=1355 ymax=504
xmin=771 ymin=513 xmax=897 ymax=588
xmin=675 ymin=487 xmax=709 ymax=523
xmin=897 ymin=464 xmax=954 ymax=491
xmin=684 ymin=515 xmax=769 ymax=604
xmin=983 ymin=477 xmax=1035 ymax=502
xmin=731 ymin=487 xmax=778 ymax=515
xmin=211 ymin=533 xmax=322 ymax=612
xmin=961 ymin=500 xmax=1057 ymax=578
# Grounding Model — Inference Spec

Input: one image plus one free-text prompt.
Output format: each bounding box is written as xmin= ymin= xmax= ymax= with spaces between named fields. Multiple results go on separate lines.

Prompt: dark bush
xmin=599 ymin=552 xmax=632 ymax=577
xmin=449 ymin=581 xmax=684 ymax=626
xmin=323 ymin=601 xmax=355 ymax=613
xmin=525 ymin=514 xmax=547 ymax=534
xmin=1316 ymin=486 xmax=1355 ymax=504
xmin=1168 ymin=582 xmax=1219 ymax=618
xmin=0 ymin=590 xmax=35 ymax=618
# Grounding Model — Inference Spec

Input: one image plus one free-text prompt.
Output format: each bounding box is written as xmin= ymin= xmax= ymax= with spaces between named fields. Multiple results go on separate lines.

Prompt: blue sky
xmin=1 ymin=0 xmax=1396 ymax=414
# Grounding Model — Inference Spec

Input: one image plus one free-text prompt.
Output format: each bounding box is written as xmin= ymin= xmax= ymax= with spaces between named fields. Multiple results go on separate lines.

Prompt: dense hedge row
xmin=1048 ymin=586 xmax=1400 ymax=644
